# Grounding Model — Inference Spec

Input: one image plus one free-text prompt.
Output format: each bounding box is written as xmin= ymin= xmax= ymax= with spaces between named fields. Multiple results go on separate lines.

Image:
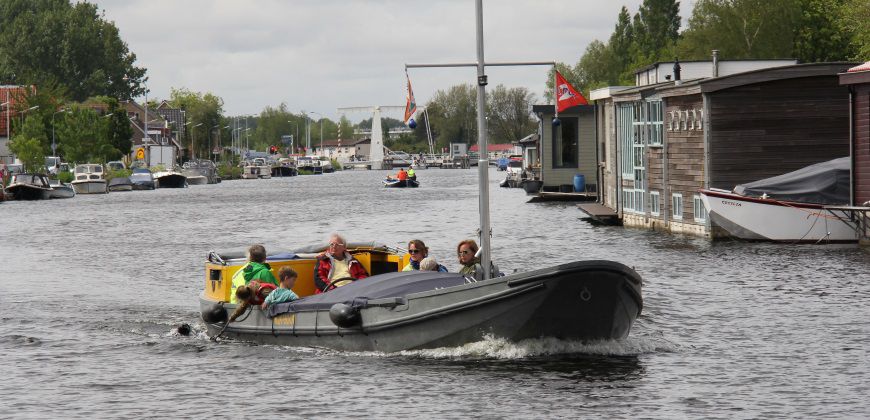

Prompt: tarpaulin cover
xmin=733 ymin=157 xmax=850 ymax=205
xmin=269 ymin=271 xmax=468 ymax=316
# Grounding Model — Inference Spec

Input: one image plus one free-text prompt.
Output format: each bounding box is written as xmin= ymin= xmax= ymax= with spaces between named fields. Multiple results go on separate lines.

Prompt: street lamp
xmin=308 ymin=111 xmax=323 ymax=157
xmin=287 ymin=120 xmax=298 ymax=153
xmin=187 ymin=122 xmax=203 ymax=159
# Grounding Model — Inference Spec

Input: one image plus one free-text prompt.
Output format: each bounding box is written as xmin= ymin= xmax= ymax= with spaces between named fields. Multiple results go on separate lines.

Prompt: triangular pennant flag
xmin=555 ymin=71 xmax=588 ymax=112
xmin=404 ymin=72 xmax=418 ymax=127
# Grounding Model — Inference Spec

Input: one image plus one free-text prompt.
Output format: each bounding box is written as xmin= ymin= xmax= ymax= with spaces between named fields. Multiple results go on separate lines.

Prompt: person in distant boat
xmin=403 ymin=239 xmax=447 ymax=272
xmin=396 ymin=168 xmax=408 ymax=181
xmin=230 ymin=244 xmax=279 ymax=304
xmin=407 ymin=167 xmax=416 ymax=181
xmin=261 ymin=267 xmax=300 ymax=310
xmin=314 ymin=233 xmax=369 ymax=293
xmin=229 ymin=280 xmax=277 ymax=322
xmin=457 ymin=239 xmax=500 ymax=281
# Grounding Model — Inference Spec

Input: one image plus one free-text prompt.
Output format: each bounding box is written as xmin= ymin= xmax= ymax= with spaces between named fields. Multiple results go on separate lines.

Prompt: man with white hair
xmin=313 ymin=233 xmax=369 ymax=293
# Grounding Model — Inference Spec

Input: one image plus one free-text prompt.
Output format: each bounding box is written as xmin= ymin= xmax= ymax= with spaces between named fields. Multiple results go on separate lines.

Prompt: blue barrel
xmin=573 ymin=174 xmax=586 ymax=192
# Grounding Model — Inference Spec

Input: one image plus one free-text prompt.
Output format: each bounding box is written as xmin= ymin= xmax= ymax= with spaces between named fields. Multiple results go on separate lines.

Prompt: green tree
xmin=487 ymin=85 xmax=536 ymax=143
xmin=0 ymin=0 xmax=146 ymax=100
xmin=678 ymin=0 xmax=800 ymax=59
xmin=103 ymin=97 xmax=132 ymax=160
xmin=630 ymin=0 xmax=681 ymax=66
xmin=55 ymin=106 xmax=106 ymax=164
xmin=425 ymin=84 xmax=478 ymax=149
xmin=838 ymin=0 xmax=870 ymax=60
xmin=168 ymin=88 xmax=225 ymax=159
xmin=9 ymin=116 xmax=48 ymax=172
xmin=793 ymin=0 xmax=857 ymax=62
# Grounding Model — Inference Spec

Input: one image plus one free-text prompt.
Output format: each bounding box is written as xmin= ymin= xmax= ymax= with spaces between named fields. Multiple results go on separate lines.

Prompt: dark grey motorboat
xmin=201 ymin=260 xmax=642 ymax=352
xmin=130 ymin=168 xmax=156 ymax=190
xmin=48 ymin=179 xmax=76 ymax=198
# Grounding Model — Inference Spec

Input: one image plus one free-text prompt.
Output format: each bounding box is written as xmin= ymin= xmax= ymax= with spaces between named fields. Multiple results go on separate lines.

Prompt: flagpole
xmin=554 ymin=69 xmax=559 ymax=120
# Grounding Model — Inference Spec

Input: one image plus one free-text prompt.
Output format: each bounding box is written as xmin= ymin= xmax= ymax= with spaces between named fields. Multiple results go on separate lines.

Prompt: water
xmin=1 ymin=168 xmax=868 ymax=418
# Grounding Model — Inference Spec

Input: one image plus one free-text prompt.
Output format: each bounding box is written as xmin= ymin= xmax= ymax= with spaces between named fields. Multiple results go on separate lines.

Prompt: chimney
xmin=712 ymin=50 xmax=719 ymax=77
xmin=673 ymin=58 xmax=682 ymax=86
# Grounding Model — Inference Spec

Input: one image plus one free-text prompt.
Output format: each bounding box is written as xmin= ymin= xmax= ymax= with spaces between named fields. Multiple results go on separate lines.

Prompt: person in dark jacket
xmin=313 ymin=233 xmax=369 ymax=293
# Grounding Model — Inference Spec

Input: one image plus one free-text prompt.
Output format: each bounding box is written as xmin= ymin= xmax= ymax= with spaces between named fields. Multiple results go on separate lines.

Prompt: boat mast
xmin=474 ymin=0 xmax=493 ymax=280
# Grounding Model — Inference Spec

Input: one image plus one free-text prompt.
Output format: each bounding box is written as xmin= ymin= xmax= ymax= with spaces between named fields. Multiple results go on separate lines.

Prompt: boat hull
xmin=7 ymin=184 xmax=51 ymax=200
xmin=154 ymin=173 xmax=188 ymax=188
xmin=71 ymin=180 xmax=107 ymax=194
xmin=201 ymin=260 xmax=642 ymax=352
xmin=185 ymin=175 xmax=208 ymax=185
xmin=383 ymin=179 xmax=419 ymax=188
xmin=49 ymin=185 xmax=75 ymax=198
xmin=700 ymin=189 xmax=858 ymax=243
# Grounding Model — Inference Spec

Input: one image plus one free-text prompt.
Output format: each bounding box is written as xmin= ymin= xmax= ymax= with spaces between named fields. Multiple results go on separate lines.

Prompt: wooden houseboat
xmin=529 ymin=104 xmax=597 ymax=200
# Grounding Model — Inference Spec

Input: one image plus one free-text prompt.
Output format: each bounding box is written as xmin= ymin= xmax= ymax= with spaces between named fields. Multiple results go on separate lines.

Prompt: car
xmin=107 ymin=161 xmax=126 ymax=171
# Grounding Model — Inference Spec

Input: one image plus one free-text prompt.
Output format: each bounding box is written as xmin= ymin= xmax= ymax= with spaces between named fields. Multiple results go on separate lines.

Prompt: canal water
xmin=1 ymin=168 xmax=868 ymax=418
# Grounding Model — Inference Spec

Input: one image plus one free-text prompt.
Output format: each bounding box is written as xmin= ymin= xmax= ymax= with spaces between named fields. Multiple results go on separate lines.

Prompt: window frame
xmin=672 ymin=193 xmax=683 ymax=220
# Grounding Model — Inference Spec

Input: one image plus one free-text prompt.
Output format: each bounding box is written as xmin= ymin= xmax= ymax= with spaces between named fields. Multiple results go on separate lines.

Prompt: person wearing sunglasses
xmin=456 ymin=239 xmax=499 ymax=281
xmin=314 ymin=233 xmax=369 ymax=293
xmin=403 ymin=239 xmax=448 ymax=272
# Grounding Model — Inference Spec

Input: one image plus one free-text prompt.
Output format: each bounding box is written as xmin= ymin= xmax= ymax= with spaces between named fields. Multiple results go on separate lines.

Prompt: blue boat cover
xmin=268 ymin=271 xmax=468 ymax=316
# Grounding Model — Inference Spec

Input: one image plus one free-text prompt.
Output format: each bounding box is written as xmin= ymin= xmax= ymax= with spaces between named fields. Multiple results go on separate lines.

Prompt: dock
xmin=527 ymin=191 xmax=596 ymax=203
xmin=576 ymin=202 xmax=621 ymax=225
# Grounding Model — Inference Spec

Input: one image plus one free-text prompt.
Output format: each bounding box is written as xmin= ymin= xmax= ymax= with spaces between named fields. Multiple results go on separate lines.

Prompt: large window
xmin=552 ymin=117 xmax=578 ymax=168
xmin=693 ymin=194 xmax=707 ymax=222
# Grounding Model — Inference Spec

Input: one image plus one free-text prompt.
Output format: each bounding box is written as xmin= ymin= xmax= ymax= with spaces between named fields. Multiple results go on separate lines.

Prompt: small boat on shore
xmin=108 ymin=177 xmax=133 ymax=192
xmin=383 ymin=178 xmax=419 ymax=188
xmin=700 ymin=157 xmax=857 ymax=243
xmin=154 ymin=171 xmax=188 ymax=188
xmin=71 ymin=164 xmax=107 ymax=194
xmin=182 ymin=160 xmax=218 ymax=185
xmin=48 ymin=179 xmax=76 ymax=199
xmin=6 ymin=173 xmax=53 ymax=200
xmin=130 ymin=168 xmax=156 ymax=190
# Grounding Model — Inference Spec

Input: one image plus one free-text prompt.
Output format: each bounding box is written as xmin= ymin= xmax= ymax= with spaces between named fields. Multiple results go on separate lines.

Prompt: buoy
xmin=408 ymin=118 xmax=417 ymax=129
xmin=552 ymin=117 xmax=561 ymax=126
xmin=202 ymin=304 xmax=227 ymax=324
xmin=329 ymin=303 xmax=361 ymax=328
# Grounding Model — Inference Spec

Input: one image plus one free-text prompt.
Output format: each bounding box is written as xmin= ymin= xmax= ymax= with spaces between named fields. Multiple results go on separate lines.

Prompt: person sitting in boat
xmin=407 ymin=167 xmax=416 ymax=181
xmin=403 ymin=239 xmax=447 ymax=272
xmin=457 ymin=239 xmax=500 ymax=281
xmin=396 ymin=168 xmax=408 ymax=181
xmin=261 ymin=267 xmax=300 ymax=310
xmin=229 ymin=280 xmax=277 ymax=322
xmin=230 ymin=244 xmax=279 ymax=304
xmin=314 ymin=233 xmax=369 ymax=293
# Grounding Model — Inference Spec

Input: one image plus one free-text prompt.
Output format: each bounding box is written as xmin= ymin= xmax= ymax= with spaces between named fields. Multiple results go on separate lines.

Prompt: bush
xmin=217 ymin=163 xmax=241 ymax=180
xmin=105 ymin=168 xmax=132 ymax=180
xmin=58 ymin=171 xmax=74 ymax=183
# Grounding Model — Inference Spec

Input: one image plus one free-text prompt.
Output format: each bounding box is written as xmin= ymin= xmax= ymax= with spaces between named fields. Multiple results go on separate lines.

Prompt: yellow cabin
xmin=203 ymin=243 xmax=406 ymax=302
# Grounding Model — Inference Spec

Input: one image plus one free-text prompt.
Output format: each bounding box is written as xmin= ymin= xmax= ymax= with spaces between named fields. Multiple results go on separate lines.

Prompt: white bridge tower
xmin=337 ymin=105 xmax=403 ymax=170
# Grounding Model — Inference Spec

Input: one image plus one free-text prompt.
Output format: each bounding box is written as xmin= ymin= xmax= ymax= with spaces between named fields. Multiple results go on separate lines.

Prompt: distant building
xmin=0 ymin=85 xmax=36 ymax=164
xmin=469 ymin=143 xmax=520 ymax=160
xmin=311 ymin=138 xmax=371 ymax=162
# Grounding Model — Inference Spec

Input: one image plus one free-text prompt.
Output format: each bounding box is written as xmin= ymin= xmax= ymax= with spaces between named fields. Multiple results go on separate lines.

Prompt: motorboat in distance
xmin=153 ymin=170 xmax=188 ymax=188
xmin=383 ymin=178 xmax=419 ymax=188
xmin=108 ymin=177 xmax=133 ymax=192
xmin=71 ymin=164 xmax=107 ymax=194
xmin=48 ymin=179 xmax=76 ymax=199
xmin=6 ymin=173 xmax=53 ymax=200
xmin=129 ymin=168 xmax=156 ymax=190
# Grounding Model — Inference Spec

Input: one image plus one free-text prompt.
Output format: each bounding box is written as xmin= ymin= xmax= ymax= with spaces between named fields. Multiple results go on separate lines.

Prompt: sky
xmin=97 ymin=0 xmax=695 ymax=122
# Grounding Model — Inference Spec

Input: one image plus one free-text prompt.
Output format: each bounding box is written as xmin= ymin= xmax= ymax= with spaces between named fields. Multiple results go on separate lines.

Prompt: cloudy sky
xmin=97 ymin=0 xmax=695 ymax=121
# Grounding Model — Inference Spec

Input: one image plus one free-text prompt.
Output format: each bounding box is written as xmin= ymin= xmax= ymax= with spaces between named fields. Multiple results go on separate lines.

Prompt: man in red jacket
xmin=313 ymin=233 xmax=369 ymax=293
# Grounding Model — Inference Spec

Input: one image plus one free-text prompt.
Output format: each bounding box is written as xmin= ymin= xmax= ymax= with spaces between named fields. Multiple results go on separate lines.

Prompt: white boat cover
xmin=733 ymin=157 xmax=850 ymax=205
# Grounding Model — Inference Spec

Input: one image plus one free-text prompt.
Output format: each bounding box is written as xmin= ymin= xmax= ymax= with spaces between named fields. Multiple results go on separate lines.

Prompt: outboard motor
xmin=329 ymin=303 xmax=361 ymax=328
xmin=202 ymin=303 xmax=228 ymax=324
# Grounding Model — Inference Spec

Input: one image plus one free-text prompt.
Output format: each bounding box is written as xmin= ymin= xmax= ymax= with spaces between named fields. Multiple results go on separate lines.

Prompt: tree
xmin=0 ymin=0 xmax=146 ymax=100
xmin=793 ymin=0 xmax=857 ymax=62
xmin=487 ymin=85 xmax=537 ymax=143
xmin=632 ymin=0 xmax=682 ymax=63
xmin=838 ymin=0 xmax=870 ymax=60
xmin=9 ymin=116 xmax=48 ymax=172
xmin=678 ymin=0 xmax=800 ymax=60
xmin=55 ymin=106 xmax=107 ymax=164
xmin=97 ymin=97 xmax=133 ymax=160
xmin=425 ymin=84 xmax=478 ymax=149
xmin=168 ymin=88 xmax=225 ymax=158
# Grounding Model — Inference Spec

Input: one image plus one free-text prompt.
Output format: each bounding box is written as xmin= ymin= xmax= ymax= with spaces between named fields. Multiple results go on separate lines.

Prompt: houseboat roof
xmin=531 ymin=104 xmax=593 ymax=114
xmin=839 ymin=61 xmax=870 ymax=85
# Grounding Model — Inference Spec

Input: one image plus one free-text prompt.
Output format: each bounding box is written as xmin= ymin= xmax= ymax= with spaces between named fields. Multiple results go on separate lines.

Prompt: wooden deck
xmin=576 ymin=202 xmax=621 ymax=225
xmin=527 ymin=191 xmax=597 ymax=203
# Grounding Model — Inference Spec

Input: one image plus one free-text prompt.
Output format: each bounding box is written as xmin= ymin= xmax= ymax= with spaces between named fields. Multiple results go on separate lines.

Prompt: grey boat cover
xmin=732 ymin=157 xmax=850 ymax=205
xmin=268 ymin=271 xmax=468 ymax=317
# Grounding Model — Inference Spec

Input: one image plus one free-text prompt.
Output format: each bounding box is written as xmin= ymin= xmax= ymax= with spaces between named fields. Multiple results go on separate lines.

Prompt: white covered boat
xmin=700 ymin=157 xmax=858 ymax=243
xmin=71 ymin=164 xmax=107 ymax=194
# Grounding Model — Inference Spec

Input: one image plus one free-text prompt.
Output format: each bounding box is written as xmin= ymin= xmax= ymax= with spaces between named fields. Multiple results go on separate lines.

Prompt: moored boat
xmin=108 ymin=177 xmax=133 ymax=192
xmin=48 ymin=179 xmax=76 ymax=199
xmin=6 ymin=173 xmax=53 ymax=200
xmin=182 ymin=160 xmax=218 ymax=184
xmin=129 ymin=168 xmax=156 ymax=190
xmin=154 ymin=171 xmax=188 ymax=188
xmin=700 ymin=157 xmax=857 ymax=243
xmin=71 ymin=164 xmax=108 ymax=194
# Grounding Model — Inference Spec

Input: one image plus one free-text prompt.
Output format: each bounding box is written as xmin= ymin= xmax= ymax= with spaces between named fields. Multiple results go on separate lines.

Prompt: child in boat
xmin=229 ymin=281 xmax=277 ymax=322
xmin=420 ymin=256 xmax=447 ymax=272
xmin=230 ymin=244 xmax=279 ymax=304
xmin=262 ymin=267 xmax=300 ymax=309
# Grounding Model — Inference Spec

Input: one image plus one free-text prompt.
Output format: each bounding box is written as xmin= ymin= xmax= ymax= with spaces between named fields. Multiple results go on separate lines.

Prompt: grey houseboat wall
xmin=532 ymin=105 xmax=597 ymax=192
